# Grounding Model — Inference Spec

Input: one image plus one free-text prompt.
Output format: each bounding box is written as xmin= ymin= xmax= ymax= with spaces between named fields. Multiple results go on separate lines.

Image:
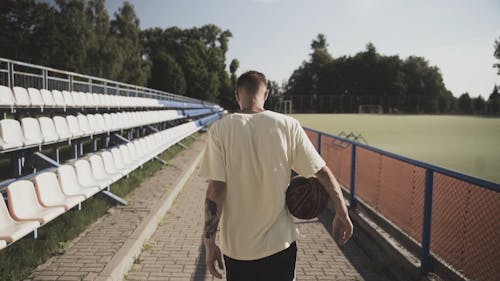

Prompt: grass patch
xmin=142 ymin=241 xmax=152 ymax=252
xmin=292 ymin=114 xmax=500 ymax=182
xmin=0 ymin=132 xmax=201 ymax=280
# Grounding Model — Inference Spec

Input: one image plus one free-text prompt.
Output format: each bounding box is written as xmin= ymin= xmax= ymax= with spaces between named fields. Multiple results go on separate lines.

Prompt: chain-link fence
xmin=303 ymin=127 xmax=500 ymax=281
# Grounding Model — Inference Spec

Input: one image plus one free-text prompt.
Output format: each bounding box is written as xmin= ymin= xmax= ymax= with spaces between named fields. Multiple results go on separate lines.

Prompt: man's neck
xmin=239 ymin=105 xmax=265 ymax=114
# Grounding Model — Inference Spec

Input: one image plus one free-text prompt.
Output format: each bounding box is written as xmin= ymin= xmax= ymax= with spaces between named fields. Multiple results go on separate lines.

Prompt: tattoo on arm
xmin=204 ymin=199 xmax=219 ymax=239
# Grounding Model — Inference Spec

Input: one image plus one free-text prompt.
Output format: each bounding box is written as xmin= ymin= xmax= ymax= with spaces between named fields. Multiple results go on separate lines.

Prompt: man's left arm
xmin=204 ymin=179 xmax=226 ymax=279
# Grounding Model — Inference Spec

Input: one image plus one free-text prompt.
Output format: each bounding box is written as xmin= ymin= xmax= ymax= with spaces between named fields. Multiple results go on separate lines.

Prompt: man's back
xmin=199 ymin=109 xmax=326 ymax=260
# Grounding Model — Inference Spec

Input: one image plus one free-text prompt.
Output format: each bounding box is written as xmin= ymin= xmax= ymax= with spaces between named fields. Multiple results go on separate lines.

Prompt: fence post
xmin=42 ymin=68 xmax=47 ymax=89
xmin=317 ymin=132 xmax=322 ymax=155
xmin=420 ymin=168 xmax=434 ymax=275
xmin=7 ymin=61 xmax=12 ymax=88
xmin=10 ymin=63 xmax=15 ymax=87
xmin=349 ymin=143 xmax=357 ymax=209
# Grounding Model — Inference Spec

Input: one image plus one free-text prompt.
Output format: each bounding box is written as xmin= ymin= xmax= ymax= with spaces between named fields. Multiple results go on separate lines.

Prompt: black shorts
xmin=223 ymin=241 xmax=297 ymax=281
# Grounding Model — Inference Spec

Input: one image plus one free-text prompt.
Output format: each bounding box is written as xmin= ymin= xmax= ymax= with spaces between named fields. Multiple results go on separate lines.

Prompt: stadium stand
xmin=0 ymin=196 xmax=40 ymax=243
xmin=0 ymin=57 xmax=225 ymax=250
xmin=34 ymin=172 xmax=84 ymax=211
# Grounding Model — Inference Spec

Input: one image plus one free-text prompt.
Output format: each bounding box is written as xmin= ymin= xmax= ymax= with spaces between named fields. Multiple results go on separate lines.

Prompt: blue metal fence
xmin=303 ymin=126 xmax=500 ymax=281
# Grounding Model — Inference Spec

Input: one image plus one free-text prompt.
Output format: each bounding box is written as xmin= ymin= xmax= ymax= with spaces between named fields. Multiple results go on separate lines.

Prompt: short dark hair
xmin=236 ymin=71 xmax=267 ymax=95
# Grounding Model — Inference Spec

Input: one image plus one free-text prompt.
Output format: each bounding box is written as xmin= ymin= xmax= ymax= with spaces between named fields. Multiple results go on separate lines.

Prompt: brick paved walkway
xmin=26 ymin=135 xmax=207 ymax=281
xmin=126 ymin=164 xmax=387 ymax=281
xmin=27 ymin=132 xmax=390 ymax=281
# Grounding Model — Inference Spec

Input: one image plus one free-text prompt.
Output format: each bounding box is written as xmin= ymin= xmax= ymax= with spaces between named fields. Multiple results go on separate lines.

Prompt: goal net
xmin=274 ymin=99 xmax=293 ymax=114
xmin=358 ymin=104 xmax=383 ymax=114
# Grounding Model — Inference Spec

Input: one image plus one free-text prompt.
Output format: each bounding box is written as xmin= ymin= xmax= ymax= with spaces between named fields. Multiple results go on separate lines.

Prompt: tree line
xmin=0 ymin=0 xmax=239 ymax=107
xmin=280 ymin=34 xmax=500 ymax=115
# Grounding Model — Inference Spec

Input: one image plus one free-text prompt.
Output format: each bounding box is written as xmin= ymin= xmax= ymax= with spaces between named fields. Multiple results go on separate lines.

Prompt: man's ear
xmin=234 ymin=91 xmax=239 ymax=103
xmin=264 ymin=89 xmax=269 ymax=100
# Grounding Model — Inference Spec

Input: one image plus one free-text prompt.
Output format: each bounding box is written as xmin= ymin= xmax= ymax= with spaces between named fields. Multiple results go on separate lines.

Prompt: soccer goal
xmin=274 ymin=98 xmax=293 ymax=114
xmin=358 ymin=104 xmax=383 ymax=114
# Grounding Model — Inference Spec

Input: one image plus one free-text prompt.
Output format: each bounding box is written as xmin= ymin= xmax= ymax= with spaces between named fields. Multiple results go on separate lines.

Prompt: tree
xmin=229 ymin=58 xmax=239 ymax=88
xmin=457 ymin=93 xmax=472 ymax=114
xmin=141 ymin=24 xmax=233 ymax=101
xmin=0 ymin=0 xmax=61 ymax=66
xmin=217 ymin=58 xmax=239 ymax=111
xmin=472 ymin=96 xmax=486 ymax=114
xmin=488 ymin=85 xmax=500 ymax=114
xmin=268 ymin=80 xmax=280 ymax=97
xmin=494 ymin=36 xmax=500 ymax=75
xmin=148 ymin=52 xmax=186 ymax=95
xmin=84 ymin=0 xmax=120 ymax=79
xmin=110 ymin=1 xmax=149 ymax=85
xmin=286 ymin=34 xmax=334 ymax=98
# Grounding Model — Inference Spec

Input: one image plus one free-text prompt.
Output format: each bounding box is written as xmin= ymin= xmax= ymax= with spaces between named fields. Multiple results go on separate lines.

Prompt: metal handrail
xmin=0 ymin=57 xmax=217 ymax=106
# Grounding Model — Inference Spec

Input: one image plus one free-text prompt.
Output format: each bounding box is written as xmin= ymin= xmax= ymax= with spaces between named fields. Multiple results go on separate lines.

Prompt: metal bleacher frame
xmin=0 ymin=58 xmax=224 ymax=249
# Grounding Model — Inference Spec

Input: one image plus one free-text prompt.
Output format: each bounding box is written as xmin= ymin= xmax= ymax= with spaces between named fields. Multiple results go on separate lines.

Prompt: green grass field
xmin=291 ymin=114 xmax=500 ymax=183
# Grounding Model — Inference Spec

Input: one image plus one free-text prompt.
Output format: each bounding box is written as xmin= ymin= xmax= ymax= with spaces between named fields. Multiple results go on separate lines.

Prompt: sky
xmin=106 ymin=0 xmax=500 ymax=98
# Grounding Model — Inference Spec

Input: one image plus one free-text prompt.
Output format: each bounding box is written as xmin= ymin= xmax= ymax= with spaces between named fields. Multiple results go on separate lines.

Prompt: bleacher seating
xmin=74 ymin=159 xmax=111 ymax=190
xmin=0 ymin=109 xmax=217 ymax=153
xmin=6 ymin=180 xmax=66 ymax=224
xmin=0 ymin=119 xmax=24 ymax=150
xmin=34 ymin=172 xmax=84 ymax=211
xmin=0 ymin=86 xmax=219 ymax=111
xmin=0 ymin=196 xmax=40 ymax=244
xmin=0 ymin=80 xmax=223 ymax=251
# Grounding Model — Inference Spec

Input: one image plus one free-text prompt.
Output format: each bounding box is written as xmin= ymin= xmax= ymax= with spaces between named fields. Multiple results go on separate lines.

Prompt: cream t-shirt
xmin=198 ymin=110 xmax=326 ymax=260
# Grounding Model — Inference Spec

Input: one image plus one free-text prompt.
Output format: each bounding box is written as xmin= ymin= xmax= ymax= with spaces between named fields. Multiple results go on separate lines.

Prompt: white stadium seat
xmin=62 ymin=90 xmax=75 ymax=107
xmin=119 ymin=145 xmax=137 ymax=169
xmin=57 ymin=165 xmax=100 ymax=199
xmin=93 ymin=93 xmax=105 ymax=108
xmin=100 ymin=151 xmax=125 ymax=177
xmin=111 ymin=147 xmax=132 ymax=174
xmin=53 ymin=116 xmax=73 ymax=140
xmin=0 ymin=119 xmax=24 ymax=150
xmin=74 ymin=159 xmax=111 ymax=190
xmin=0 ymin=240 xmax=5 ymax=250
xmin=89 ymin=154 xmax=122 ymax=183
xmin=76 ymin=114 xmax=93 ymax=135
xmin=38 ymin=117 xmax=59 ymax=143
xmin=103 ymin=113 xmax=114 ymax=131
xmin=0 ymin=198 xmax=40 ymax=243
xmin=71 ymin=91 xmax=84 ymax=107
xmin=66 ymin=115 xmax=85 ymax=138
xmin=6 ymin=180 xmax=66 ymax=225
xmin=40 ymin=89 xmax=56 ymax=107
xmin=0 ymin=85 xmax=16 ymax=108
xmin=87 ymin=114 xmax=104 ymax=134
xmin=51 ymin=90 xmax=66 ymax=108
xmin=12 ymin=87 xmax=30 ymax=107
xmin=94 ymin=114 xmax=107 ymax=132
xmin=34 ymin=172 xmax=84 ymax=211
xmin=27 ymin=88 xmax=45 ymax=108
xmin=21 ymin=117 xmax=44 ymax=146
xmin=81 ymin=92 xmax=91 ymax=107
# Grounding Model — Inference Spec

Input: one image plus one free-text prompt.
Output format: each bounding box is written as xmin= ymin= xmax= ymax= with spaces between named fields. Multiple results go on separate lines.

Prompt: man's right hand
xmin=314 ymin=165 xmax=354 ymax=245
xmin=332 ymin=212 xmax=353 ymax=246
xmin=205 ymin=240 xmax=224 ymax=279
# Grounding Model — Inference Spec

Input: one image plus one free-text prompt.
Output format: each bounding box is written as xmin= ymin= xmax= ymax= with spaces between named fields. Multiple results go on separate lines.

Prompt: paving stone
xmin=125 ymin=162 xmax=384 ymax=281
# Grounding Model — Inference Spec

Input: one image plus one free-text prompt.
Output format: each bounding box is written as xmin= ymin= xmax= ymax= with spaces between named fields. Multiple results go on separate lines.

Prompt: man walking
xmin=198 ymin=71 xmax=353 ymax=281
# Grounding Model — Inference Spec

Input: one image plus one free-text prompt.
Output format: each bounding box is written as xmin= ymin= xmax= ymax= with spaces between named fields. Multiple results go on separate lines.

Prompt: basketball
xmin=286 ymin=175 xmax=329 ymax=219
